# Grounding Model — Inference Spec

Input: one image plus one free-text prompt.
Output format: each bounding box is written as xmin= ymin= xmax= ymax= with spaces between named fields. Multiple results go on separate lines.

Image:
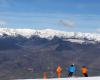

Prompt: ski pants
xmin=83 ymin=73 xmax=88 ymax=77
xmin=68 ymin=72 xmax=73 ymax=77
xmin=57 ymin=72 xmax=61 ymax=78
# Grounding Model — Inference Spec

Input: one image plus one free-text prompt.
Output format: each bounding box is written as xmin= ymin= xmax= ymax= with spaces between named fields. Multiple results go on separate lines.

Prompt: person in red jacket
xmin=56 ymin=65 xmax=62 ymax=78
xmin=43 ymin=72 xmax=47 ymax=79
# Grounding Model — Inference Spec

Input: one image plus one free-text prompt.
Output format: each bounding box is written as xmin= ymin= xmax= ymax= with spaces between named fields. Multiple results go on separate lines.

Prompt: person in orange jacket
xmin=81 ymin=66 xmax=88 ymax=77
xmin=56 ymin=65 xmax=62 ymax=78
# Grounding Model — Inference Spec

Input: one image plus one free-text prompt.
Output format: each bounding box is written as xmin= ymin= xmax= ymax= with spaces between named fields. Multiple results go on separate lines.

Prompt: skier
xmin=56 ymin=65 xmax=62 ymax=78
xmin=81 ymin=66 xmax=88 ymax=77
xmin=43 ymin=72 xmax=47 ymax=79
xmin=68 ymin=64 xmax=76 ymax=77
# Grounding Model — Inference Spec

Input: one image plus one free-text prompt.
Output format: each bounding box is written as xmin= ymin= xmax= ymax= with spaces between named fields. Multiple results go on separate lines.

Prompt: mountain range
xmin=0 ymin=28 xmax=100 ymax=80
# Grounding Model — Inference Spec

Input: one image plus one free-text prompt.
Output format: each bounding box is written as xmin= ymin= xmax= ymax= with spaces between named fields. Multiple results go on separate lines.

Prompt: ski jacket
xmin=68 ymin=66 xmax=75 ymax=72
xmin=56 ymin=66 xmax=62 ymax=73
xmin=81 ymin=67 xmax=88 ymax=73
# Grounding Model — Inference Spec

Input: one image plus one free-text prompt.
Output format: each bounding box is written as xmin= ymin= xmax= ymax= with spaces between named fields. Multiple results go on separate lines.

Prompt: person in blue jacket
xmin=68 ymin=64 xmax=76 ymax=77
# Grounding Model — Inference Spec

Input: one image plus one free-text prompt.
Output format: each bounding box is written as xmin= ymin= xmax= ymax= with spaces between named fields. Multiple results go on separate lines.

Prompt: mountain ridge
xmin=0 ymin=28 xmax=100 ymax=79
xmin=0 ymin=28 xmax=100 ymax=43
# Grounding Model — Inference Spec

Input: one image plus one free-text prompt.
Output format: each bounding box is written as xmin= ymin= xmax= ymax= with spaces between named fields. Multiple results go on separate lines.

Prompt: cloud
xmin=60 ymin=20 xmax=74 ymax=28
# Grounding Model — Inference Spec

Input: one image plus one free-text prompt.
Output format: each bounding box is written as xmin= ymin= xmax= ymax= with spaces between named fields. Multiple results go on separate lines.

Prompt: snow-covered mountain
xmin=0 ymin=28 xmax=100 ymax=43
xmin=0 ymin=28 xmax=100 ymax=79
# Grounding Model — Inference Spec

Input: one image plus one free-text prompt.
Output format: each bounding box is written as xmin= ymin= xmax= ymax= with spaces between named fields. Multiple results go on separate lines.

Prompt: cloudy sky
xmin=0 ymin=0 xmax=100 ymax=32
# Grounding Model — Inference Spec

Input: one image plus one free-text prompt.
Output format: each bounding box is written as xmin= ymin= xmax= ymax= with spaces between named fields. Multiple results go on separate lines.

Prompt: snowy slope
xmin=14 ymin=77 xmax=100 ymax=80
xmin=0 ymin=28 xmax=100 ymax=42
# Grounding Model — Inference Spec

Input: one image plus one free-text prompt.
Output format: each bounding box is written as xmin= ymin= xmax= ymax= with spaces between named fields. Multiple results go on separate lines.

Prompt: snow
xmin=14 ymin=77 xmax=100 ymax=80
xmin=63 ymin=39 xmax=96 ymax=44
xmin=63 ymin=39 xmax=85 ymax=43
xmin=0 ymin=28 xmax=100 ymax=43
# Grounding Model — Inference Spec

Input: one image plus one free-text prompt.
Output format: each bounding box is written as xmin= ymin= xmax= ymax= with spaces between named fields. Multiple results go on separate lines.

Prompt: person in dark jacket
xmin=68 ymin=64 xmax=76 ymax=77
